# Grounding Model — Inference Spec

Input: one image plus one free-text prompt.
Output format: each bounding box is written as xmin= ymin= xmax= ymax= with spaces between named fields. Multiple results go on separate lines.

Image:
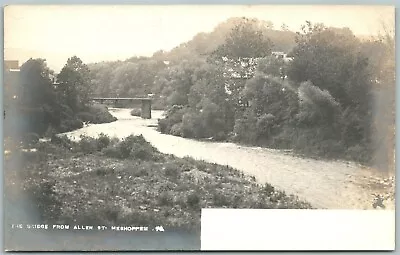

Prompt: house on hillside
xmin=271 ymin=51 xmax=293 ymax=62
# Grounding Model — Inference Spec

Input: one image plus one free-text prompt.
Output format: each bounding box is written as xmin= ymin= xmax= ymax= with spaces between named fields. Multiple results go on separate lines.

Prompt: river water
xmin=63 ymin=108 xmax=394 ymax=209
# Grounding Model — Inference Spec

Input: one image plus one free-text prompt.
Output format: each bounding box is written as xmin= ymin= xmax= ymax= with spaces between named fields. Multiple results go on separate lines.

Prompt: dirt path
xmin=63 ymin=108 xmax=395 ymax=209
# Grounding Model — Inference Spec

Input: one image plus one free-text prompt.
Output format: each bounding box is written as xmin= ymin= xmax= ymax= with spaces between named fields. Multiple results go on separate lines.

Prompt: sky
xmin=4 ymin=5 xmax=395 ymax=72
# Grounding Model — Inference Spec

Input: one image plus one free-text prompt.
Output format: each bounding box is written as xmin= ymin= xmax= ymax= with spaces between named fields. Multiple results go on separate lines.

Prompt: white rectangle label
xmin=201 ymin=209 xmax=395 ymax=250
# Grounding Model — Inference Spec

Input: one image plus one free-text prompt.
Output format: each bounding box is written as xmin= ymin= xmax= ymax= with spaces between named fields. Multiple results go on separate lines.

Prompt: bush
xmin=129 ymin=142 xmax=157 ymax=161
xmin=214 ymin=131 xmax=228 ymax=141
xmin=78 ymin=135 xmax=98 ymax=154
xmin=170 ymin=123 xmax=183 ymax=136
xmin=130 ymin=108 xmax=142 ymax=117
xmin=296 ymin=81 xmax=341 ymax=126
xmin=186 ymin=192 xmax=201 ymax=209
xmin=212 ymin=191 xmax=230 ymax=207
xmin=157 ymin=118 xmax=170 ymax=134
xmin=233 ymin=110 xmax=258 ymax=144
xmin=76 ymin=112 xmax=93 ymax=123
xmin=102 ymin=146 xmax=120 ymax=158
xmin=102 ymin=135 xmax=160 ymax=160
xmin=158 ymin=192 xmax=174 ymax=206
xmin=157 ymin=105 xmax=185 ymax=134
xmin=181 ymin=111 xmax=204 ymax=138
xmin=59 ymin=118 xmax=83 ymax=133
xmin=96 ymin=166 xmax=115 ymax=176
xmin=51 ymin=134 xmax=75 ymax=149
xmin=346 ymin=144 xmax=371 ymax=163
xmin=164 ymin=163 xmax=181 ymax=181
xmin=256 ymin=113 xmax=275 ymax=137
xmin=96 ymin=133 xmax=111 ymax=151
xmin=86 ymin=104 xmax=117 ymax=124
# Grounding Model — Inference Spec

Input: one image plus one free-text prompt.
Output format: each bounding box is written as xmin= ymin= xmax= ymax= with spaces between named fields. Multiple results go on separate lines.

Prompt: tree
xmin=16 ymin=59 xmax=61 ymax=135
xmin=19 ymin=58 xmax=55 ymax=107
xmin=57 ymin=56 xmax=92 ymax=112
xmin=281 ymin=23 xmax=289 ymax=31
xmin=89 ymin=61 xmax=119 ymax=97
xmin=212 ymin=18 xmax=274 ymax=59
xmin=155 ymin=58 xmax=206 ymax=106
xmin=287 ymin=22 xmax=371 ymax=109
xmin=287 ymin=21 xmax=375 ymax=161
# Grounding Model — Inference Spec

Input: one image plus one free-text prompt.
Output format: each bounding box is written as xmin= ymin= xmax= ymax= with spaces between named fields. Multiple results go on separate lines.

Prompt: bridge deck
xmin=92 ymin=97 xmax=152 ymax=100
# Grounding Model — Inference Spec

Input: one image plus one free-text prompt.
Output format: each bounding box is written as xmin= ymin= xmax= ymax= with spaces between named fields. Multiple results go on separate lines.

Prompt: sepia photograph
xmin=3 ymin=4 xmax=395 ymax=251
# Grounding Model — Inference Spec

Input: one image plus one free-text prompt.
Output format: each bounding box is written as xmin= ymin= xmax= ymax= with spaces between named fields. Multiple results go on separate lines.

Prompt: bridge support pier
xmin=141 ymin=100 xmax=152 ymax=119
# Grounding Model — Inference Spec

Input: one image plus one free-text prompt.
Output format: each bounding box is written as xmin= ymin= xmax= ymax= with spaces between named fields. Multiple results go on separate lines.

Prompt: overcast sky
xmin=4 ymin=5 xmax=394 ymax=72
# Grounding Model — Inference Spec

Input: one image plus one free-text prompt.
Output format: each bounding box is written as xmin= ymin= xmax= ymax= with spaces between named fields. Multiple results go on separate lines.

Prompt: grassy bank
xmin=57 ymin=103 xmax=117 ymax=133
xmin=4 ymin=134 xmax=312 ymax=232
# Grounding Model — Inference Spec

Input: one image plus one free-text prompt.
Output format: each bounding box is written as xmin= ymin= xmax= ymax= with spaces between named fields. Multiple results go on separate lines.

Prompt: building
xmin=271 ymin=51 xmax=293 ymax=63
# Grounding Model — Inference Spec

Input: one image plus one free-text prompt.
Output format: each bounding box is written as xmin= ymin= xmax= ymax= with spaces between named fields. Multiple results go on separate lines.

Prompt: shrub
xmin=78 ymin=135 xmax=98 ymax=154
xmin=164 ymin=163 xmax=180 ymax=181
xmin=86 ymin=104 xmax=117 ymax=124
xmin=157 ymin=105 xmax=185 ymax=134
xmin=157 ymin=118 xmax=169 ymax=134
xmin=214 ymin=131 xmax=227 ymax=141
xmin=233 ymin=110 xmax=258 ymax=144
xmin=158 ymin=192 xmax=174 ymax=206
xmin=58 ymin=118 xmax=83 ymax=133
xmin=186 ymin=192 xmax=201 ymax=209
xmin=170 ymin=123 xmax=183 ymax=136
xmin=197 ymin=99 xmax=226 ymax=137
xmin=76 ymin=112 xmax=93 ymax=122
xmin=262 ymin=183 xmax=275 ymax=196
xmin=181 ymin=111 xmax=204 ymax=138
xmin=96 ymin=167 xmax=115 ymax=176
xmin=256 ymin=113 xmax=275 ymax=137
xmin=51 ymin=134 xmax=75 ymax=149
xmin=346 ymin=144 xmax=371 ymax=163
xmin=296 ymin=81 xmax=341 ymax=126
xmin=102 ymin=145 xmax=120 ymax=158
xmin=96 ymin=133 xmax=111 ymax=151
xmin=212 ymin=191 xmax=230 ymax=207
xmin=104 ymin=135 xmax=160 ymax=160
xmin=129 ymin=142 xmax=156 ymax=161
xmin=130 ymin=108 xmax=142 ymax=117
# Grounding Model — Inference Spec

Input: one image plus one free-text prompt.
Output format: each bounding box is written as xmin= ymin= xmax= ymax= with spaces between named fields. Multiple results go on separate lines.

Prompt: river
xmin=62 ymin=108 xmax=394 ymax=209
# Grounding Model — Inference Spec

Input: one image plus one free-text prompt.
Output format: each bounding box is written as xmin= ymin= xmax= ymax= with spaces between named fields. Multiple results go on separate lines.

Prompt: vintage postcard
xmin=3 ymin=5 xmax=395 ymax=251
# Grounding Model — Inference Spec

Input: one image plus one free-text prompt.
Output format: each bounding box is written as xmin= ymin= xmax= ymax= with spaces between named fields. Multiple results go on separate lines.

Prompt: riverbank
xmin=60 ymin=108 xmax=395 ymax=209
xmin=4 ymin=133 xmax=312 ymax=234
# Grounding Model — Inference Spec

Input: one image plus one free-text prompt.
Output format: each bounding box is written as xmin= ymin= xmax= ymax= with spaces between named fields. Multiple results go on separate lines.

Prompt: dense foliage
xmin=154 ymin=20 xmax=394 ymax=167
xmin=84 ymin=17 xmax=394 ymax=167
xmin=4 ymin=56 xmax=117 ymax=140
xmin=4 ymin=134 xmax=311 ymax=231
xmin=11 ymin=17 xmax=393 ymax=168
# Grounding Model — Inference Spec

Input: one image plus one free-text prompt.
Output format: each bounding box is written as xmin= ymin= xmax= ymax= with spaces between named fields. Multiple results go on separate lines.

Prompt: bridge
xmin=91 ymin=97 xmax=152 ymax=119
